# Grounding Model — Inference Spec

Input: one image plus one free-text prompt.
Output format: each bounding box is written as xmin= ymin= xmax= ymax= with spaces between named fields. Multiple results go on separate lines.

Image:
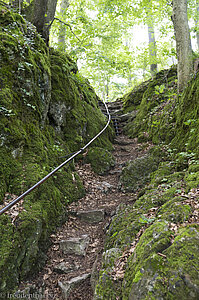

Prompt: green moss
xmin=106 ymin=208 xmax=144 ymax=250
xmin=170 ymin=73 xmax=199 ymax=155
xmin=157 ymin=198 xmax=191 ymax=223
xmin=122 ymin=67 xmax=177 ymax=144
xmin=150 ymin=163 xmax=184 ymax=187
xmin=150 ymin=162 xmax=175 ymax=185
xmin=184 ymin=171 xmax=199 ymax=190
xmin=161 ymin=226 xmax=199 ymax=299
xmin=85 ymin=147 xmax=115 ymax=175
xmin=120 ymin=153 xmax=160 ymax=192
xmin=188 ymin=163 xmax=199 ymax=173
xmin=122 ymin=221 xmax=172 ymax=299
xmin=95 ymin=271 xmax=122 ymax=299
xmin=133 ymin=270 xmax=144 ymax=283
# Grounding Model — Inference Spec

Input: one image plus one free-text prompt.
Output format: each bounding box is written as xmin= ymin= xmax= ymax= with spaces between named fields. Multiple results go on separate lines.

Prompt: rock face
xmin=0 ymin=6 xmax=113 ymax=295
xmin=122 ymin=67 xmax=177 ymax=144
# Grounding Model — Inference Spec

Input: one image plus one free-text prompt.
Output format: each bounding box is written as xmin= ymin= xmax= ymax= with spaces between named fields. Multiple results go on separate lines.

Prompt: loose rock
xmin=77 ymin=209 xmax=105 ymax=224
xmin=59 ymin=235 xmax=90 ymax=256
xmin=58 ymin=273 xmax=91 ymax=299
xmin=54 ymin=262 xmax=79 ymax=274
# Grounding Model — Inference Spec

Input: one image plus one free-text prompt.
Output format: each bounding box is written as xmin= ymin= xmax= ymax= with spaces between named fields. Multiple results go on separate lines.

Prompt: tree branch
xmin=46 ymin=17 xmax=81 ymax=43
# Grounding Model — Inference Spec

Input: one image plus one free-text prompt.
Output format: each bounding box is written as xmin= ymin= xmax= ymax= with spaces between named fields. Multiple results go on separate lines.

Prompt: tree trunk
xmin=146 ymin=0 xmax=157 ymax=78
xmin=32 ymin=0 xmax=48 ymax=36
xmin=22 ymin=0 xmax=57 ymax=44
xmin=58 ymin=0 xmax=69 ymax=50
xmin=195 ymin=0 xmax=199 ymax=50
xmin=172 ymin=0 xmax=193 ymax=92
xmin=44 ymin=0 xmax=58 ymax=44
xmin=10 ymin=0 xmax=23 ymax=12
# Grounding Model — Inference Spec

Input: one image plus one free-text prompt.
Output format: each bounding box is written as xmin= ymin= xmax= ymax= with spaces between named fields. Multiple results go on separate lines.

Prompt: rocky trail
xmin=19 ymin=135 xmax=149 ymax=300
xmin=17 ymin=100 xmax=152 ymax=300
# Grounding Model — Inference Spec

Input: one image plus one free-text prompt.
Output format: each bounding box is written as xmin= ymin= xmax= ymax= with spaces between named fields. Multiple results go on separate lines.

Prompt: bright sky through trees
xmin=47 ymin=0 xmax=198 ymax=100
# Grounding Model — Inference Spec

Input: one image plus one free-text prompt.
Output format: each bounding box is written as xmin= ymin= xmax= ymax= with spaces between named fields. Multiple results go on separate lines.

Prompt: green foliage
xmin=49 ymin=0 xmax=176 ymax=101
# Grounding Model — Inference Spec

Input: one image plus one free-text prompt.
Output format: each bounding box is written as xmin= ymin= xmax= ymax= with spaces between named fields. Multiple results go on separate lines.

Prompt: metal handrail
xmin=0 ymin=101 xmax=111 ymax=216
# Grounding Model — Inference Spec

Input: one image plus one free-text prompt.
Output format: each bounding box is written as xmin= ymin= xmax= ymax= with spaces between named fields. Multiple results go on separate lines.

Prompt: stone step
xmin=109 ymin=169 xmax=122 ymax=175
xmin=107 ymin=102 xmax=123 ymax=108
xmin=113 ymin=139 xmax=135 ymax=146
xmin=59 ymin=235 xmax=90 ymax=256
xmin=76 ymin=209 xmax=105 ymax=224
xmin=58 ymin=273 xmax=91 ymax=299
xmin=54 ymin=261 xmax=80 ymax=274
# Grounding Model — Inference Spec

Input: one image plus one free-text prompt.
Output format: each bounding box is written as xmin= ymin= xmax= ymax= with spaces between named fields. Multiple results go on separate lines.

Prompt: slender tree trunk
xmin=43 ymin=0 xmax=58 ymax=44
xmin=10 ymin=0 xmax=23 ymax=12
xmin=128 ymin=74 xmax=133 ymax=87
xmin=146 ymin=0 xmax=157 ymax=78
xmin=58 ymin=0 xmax=69 ymax=50
xmin=105 ymin=78 xmax=109 ymax=100
xmin=172 ymin=0 xmax=193 ymax=92
xmin=195 ymin=0 xmax=199 ymax=50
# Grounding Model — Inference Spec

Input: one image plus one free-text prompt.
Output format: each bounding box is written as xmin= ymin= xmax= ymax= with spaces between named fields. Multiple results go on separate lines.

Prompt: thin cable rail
xmin=0 ymin=101 xmax=111 ymax=216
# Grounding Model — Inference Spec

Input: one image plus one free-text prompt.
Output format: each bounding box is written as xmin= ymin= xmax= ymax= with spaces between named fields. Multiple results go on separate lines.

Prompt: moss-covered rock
xmin=85 ymin=147 xmax=115 ymax=175
xmin=123 ymin=67 xmax=177 ymax=144
xmin=95 ymin=158 xmax=197 ymax=299
xmin=123 ymin=220 xmax=172 ymax=298
xmin=170 ymin=73 xmax=199 ymax=155
xmin=184 ymin=171 xmax=199 ymax=190
xmin=157 ymin=198 xmax=191 ymax=223
xmin=119 ymin=152 xmax=160 ymax=192
xmin=125 ymin=225 xmax=199 ymax=300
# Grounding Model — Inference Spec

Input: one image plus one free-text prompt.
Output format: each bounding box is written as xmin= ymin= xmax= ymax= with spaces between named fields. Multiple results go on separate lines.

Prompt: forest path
xmin=19 ymin=135 xmax=151 ymax=300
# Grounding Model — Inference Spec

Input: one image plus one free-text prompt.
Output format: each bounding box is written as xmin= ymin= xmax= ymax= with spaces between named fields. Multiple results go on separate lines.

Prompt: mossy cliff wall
xmin=123 ymin=65 xmax=199 ymax=156
xmin=123 ymin=67 xmax=177 ymax=144
xmin=94 ymin=150 xmax=199 ymax=300
xmin=0 ymin=5 xmax=113 ymax=295
xmin=94 ymin=71 xmax=199 ymax=299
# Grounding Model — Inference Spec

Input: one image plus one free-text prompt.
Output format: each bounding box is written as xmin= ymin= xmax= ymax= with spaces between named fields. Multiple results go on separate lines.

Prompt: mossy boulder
xmin=85 ymin=147 xmax=115 ymax=175
xmin=183 ymin=161 xmax=199 ymax=190
xmin=125 ymin=225 xmax=199 ymax=300
xmin=123 ymin=221 xmax=172 ymax=298
xmin=105 ymin=207 xmax=144 ymax=250
xmin=157 ymin=198 xmax=191 ymax=223
xmin=123 ymin=79 xmax=151 ymax=112
xmin=119 ymin=153 xmax=160 ymax=192
xmin=184 ymin=171 xmax=199 ymax=190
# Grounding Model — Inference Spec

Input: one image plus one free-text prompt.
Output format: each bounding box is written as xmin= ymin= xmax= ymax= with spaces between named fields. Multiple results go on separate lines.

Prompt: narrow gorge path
xmin=19 ymin=134 xmax=151 ymax=300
